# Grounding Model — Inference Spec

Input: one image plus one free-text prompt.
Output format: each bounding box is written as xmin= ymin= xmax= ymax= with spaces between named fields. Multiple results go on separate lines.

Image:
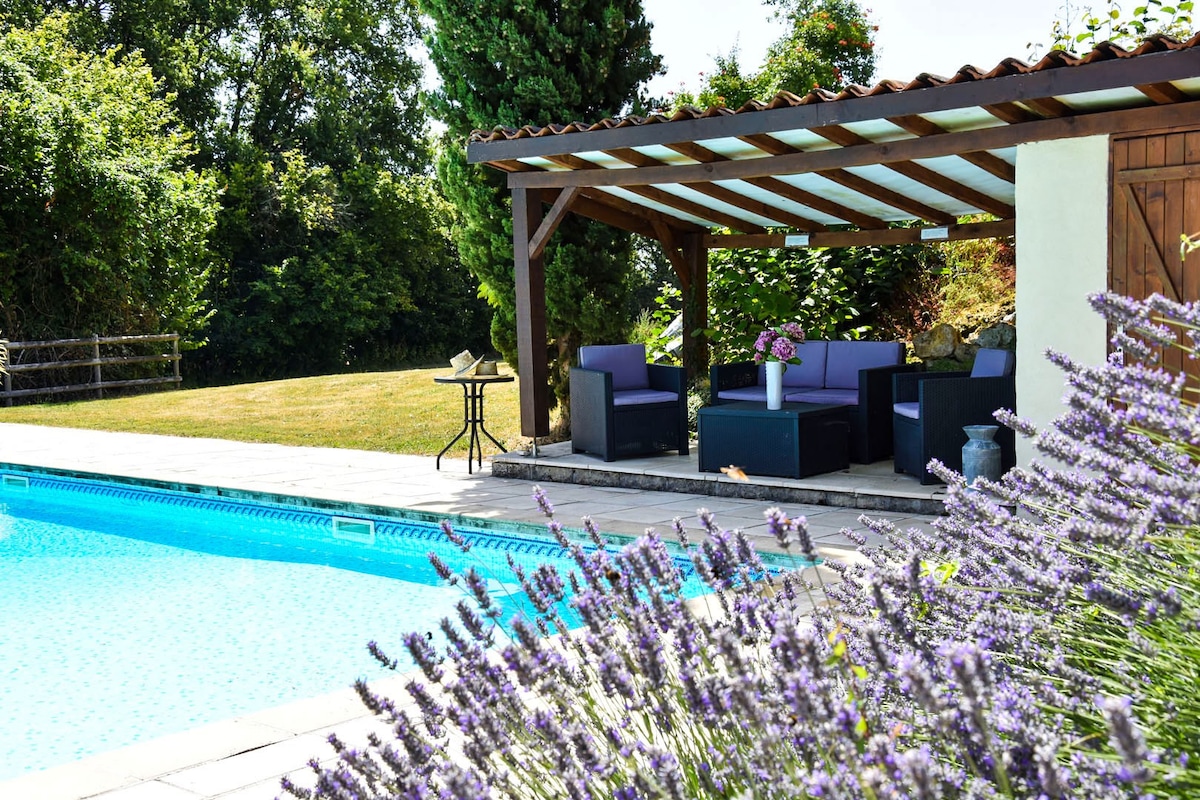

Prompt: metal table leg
xmin=436 ymin=382 xmax=472 ymax=472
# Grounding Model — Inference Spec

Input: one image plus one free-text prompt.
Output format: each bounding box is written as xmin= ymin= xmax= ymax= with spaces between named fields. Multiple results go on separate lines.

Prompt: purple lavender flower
xmin=294 ymin=294 xmax=1200 ymax=800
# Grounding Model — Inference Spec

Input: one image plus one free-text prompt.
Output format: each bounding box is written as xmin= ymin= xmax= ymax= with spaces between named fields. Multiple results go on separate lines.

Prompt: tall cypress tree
xmin=421 ymin=0 xmax=661 ymax=424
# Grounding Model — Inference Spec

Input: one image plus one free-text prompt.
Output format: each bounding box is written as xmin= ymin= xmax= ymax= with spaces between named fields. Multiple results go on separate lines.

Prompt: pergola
xmin=466 ymin=35 xmax=1200 ymax=439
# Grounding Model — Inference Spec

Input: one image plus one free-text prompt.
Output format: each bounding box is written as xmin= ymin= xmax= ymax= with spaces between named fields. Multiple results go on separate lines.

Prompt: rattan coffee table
xmin=698 ymin=401 xmax=851 ymax=479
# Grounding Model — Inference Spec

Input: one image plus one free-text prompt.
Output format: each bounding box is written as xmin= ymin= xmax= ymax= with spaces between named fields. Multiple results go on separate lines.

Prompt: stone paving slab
xmin=0 ymin=422 xmax=940 ymax=799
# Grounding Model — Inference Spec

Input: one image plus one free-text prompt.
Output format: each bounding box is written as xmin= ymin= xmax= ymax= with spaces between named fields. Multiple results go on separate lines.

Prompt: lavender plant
xmin=284 ymin=290 xmax=1198 ymax=799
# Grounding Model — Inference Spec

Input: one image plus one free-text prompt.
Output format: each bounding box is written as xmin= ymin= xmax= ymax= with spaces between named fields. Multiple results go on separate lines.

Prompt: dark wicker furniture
xmin=710 ymin=340 xmax=915 ymax=464
xmin=698 ymin=402 xmax=850 ymax=479
xmin=892 ymin=348 xmax=1017 ymax=485
xmin=570 ymin=344 xmax=689 ymax=462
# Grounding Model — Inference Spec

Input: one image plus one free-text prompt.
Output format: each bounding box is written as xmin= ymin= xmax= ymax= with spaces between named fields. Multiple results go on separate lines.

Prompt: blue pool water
xmin=0 ymin=471 xmax=700 ymax=780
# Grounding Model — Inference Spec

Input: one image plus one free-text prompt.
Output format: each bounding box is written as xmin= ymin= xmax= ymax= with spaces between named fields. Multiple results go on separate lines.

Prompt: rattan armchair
xmin=570 ymin=344 xmax=689 ymax=462
xmin=892 ymin=348 xmax=1016 ymax=484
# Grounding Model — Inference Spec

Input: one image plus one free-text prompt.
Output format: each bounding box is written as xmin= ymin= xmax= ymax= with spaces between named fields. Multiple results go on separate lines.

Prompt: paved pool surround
xmin=0 ymin=422 xmax=938 ymax=799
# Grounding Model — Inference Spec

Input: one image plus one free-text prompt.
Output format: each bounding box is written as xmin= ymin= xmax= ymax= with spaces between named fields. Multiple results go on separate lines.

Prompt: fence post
xmin=1 ymin=338 xmax=9 ymax=407
xmin=93 ymin=334 xmax=103 ymax=399
xmin=172 ymin=335 xmax=180 ymax=387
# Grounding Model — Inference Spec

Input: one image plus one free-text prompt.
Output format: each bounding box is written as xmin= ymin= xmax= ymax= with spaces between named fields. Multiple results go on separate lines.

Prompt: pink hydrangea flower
xmin=754 ymin=330 xmax=778 ymax=352
xmin=780 ymin=322 xmax=806 ymax=342
xmin=754 ymin=323 xmax=805 ymax=364
xmin=771 ymin=336 xmax=797 ymax=362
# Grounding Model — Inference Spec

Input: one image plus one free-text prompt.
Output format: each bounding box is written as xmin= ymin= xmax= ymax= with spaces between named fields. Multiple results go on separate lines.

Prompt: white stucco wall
xmin=1014 ymin=135 xmax=1110 ymax=464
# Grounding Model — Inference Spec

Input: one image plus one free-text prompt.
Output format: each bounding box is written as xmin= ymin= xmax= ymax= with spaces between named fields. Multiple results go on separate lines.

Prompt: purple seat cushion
xmin=612 ymin=388 xmax=678 ymax=407
xmin=824 ymin=341 xmax=904 ymax=390
xmin=579 ymin=344 xmax=649 ymax=391
xmin=893 ymin=402 xmax=921 ymax=420
xmin=717 ymin=386 xmax=769 ymax=403
xmin=785 ymin=388 xmax=859 ymax=406
xmin=971 ymin=348 xmax=1015 ymax=378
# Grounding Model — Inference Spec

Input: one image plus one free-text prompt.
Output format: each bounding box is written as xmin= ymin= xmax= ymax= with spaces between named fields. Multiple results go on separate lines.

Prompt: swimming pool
xmin=0 ymin=470 xmax=703 ymax=780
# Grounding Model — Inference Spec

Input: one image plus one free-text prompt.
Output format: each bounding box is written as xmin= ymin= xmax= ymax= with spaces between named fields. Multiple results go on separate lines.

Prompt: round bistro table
xmin=433 ymin=374 xmax=514 ymax=473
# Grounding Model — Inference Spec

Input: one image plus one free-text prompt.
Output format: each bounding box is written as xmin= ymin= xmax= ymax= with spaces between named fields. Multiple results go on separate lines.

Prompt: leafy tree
xmin=7 ymin=0 xmax=430 ymax=172
xmin=668 ymin=0 xmax=876 ymax=110
xmin=421 ymin=0 xmax=662 ymax=421
xmin=0 ymin=13 xmax=219 ymax=341
xmin=12 ymin=0 xmax=488 ymax=380
xmin=191 ymin=0 xmax=482 ymax=379
xmin=1051 ymin=0 xmax=1195 ymax=52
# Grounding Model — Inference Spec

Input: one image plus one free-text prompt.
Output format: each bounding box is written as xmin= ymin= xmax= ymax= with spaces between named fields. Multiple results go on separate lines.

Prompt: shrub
xmin=934 ymin=237 xmax=1016 ymax=336
xmin=286 ymin=291 xmax=1198 ymax=799
xmin=654 ymin=242 xmax=936 ymax=368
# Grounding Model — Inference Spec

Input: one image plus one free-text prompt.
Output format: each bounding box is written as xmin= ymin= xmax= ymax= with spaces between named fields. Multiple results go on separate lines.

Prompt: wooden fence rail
xmin=1 ymin=334 xmax=180 ymax=406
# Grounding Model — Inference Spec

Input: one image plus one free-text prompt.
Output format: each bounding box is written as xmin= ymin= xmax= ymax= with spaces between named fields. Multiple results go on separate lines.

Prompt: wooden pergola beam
xmin=503 ymin=102 xmax=1200 ymax=190
xmin=575 ymin=188 xmax=707 ymax=235
xmin=732 ymin=136 xmax=921 ymax=227
xmin=810 ymin=124 xmax=1015 ymax=218
xmin=682 ymin=232 xmax=708 ymax=379
xmin=624 ymin=185 xmax=768 ymax=233
xmin=742 ymin=176 xmax=888 ymax=228
xmin=886 ymin=114 xmax=1016 ymax=182
xmin=609 ymin=144 xmax=828 ymax=230
xmin=815 ymin=168 xmax=957 ymax=225
xmin=705 ymin=218 xmax=1015 ymax=249
xmin=1136 ymin=81 xmax=1190 ymax=104
xmin=529 ymin=188 xmax=579 ymax=261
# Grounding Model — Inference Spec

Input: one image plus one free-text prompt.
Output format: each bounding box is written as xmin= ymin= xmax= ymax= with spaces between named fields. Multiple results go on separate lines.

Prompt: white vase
xmin=765 ymin=360 xmax=784 ymax=410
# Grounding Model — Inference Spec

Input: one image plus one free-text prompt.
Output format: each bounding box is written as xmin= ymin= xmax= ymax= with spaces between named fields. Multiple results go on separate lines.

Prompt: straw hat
xmin=475 ymin=360 xmax=499 ymax=376
xmin=449 ymin=350 xmax=484 ymax=376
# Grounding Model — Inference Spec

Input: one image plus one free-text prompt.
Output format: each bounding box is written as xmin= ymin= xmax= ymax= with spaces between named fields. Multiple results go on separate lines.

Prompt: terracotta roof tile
xmin=865 ymin=79 xmax=907 ymax=96
xmin=468 ymin=35 xmax=1198 ymax=143
xmin=736 ymin=98 xmax=769 ymax=112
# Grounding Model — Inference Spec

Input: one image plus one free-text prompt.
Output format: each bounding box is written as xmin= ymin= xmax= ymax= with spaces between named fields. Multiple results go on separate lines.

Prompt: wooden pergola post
xmin=512 ymin=187 xmax=550 ymax=438
xmin=681 ymin=232 xmax=708 ymax=381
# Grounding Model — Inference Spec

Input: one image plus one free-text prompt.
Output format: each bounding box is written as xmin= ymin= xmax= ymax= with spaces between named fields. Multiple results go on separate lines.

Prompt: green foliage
xmin=0 ymin=13 xmax=219 ymax=341
xmin=6 ymin=0 xmax=474 ymax=381
xmin=671 ymin=51 xmax=771 ymax=111
xmin=666 ymin=0 xmax=876 ymax=110
xmin=933 ymin=237 xmax=1015 ymax=334
xmin=22 ymin=0 xmax=432 ymax=173
xmin=422 ymin=0 xmax=662 ymax=412
xmin=1051 ymin=0 xmax=1195 ymax=52
xmin=197 ymin=154 xmax=487 ymax=379
xmin=656 ymin=243 xmax=934 ymax=364
xmin=760 ymin=0 xmax=877 ymax=93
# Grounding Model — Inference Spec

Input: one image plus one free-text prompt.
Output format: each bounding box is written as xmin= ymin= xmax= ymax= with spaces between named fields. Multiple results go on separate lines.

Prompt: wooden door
xmin=1110 ymin=128 xmax=1200 ymax=380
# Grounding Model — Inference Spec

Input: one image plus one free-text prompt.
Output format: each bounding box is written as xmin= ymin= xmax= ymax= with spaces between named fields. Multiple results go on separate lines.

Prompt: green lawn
xmin=0 ymin=367 xmax=535 ymax=456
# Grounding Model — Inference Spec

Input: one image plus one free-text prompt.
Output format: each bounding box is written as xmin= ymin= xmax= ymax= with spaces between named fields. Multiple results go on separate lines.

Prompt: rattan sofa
xmin=709 ymin=340 xmax=915 ymax=463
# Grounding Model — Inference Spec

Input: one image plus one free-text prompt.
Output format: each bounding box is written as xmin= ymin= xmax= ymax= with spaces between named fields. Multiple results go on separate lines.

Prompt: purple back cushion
xmin=782 ymin=341 xmax=828 ymax=387
xmin=824 ymin=341 xmax=903 ymax=389
xmin=579 ymin=344 xmax=649 ymax=391
xmin=971 ymin=348 xmax=1015 ymax=378
xmin=755 ymin=341 xmax=828 ymax=387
